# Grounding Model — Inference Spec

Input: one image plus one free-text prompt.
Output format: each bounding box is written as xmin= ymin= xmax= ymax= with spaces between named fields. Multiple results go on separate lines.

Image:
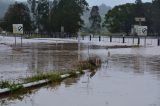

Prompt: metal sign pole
xmin=15 ymin=34 xmax=16 ymax=46
xmin=21 ymin=34 xmax=22 ymax=47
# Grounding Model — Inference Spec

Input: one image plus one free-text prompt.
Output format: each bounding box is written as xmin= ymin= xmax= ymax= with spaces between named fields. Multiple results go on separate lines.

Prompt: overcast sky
xmin=16 ymin=0 xmax=152 ymax=7
xmin=87 ymin=0 xmax=152 ymax=7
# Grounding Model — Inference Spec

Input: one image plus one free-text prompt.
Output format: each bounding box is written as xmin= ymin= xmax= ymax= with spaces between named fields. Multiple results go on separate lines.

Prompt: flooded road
xmin=0 ymin=43 xmax=160 ymax=106
xmin=0 ymin=43 xmax=80 ymax=81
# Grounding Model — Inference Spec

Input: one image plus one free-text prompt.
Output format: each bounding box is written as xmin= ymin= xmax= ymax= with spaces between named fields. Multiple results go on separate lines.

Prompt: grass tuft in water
xmin=48 ymin=73 xmax=62 ymax=82
xmin=69 ymin=71 xmax=78 ymax=77
xmin=77 ymin=57 xmax=101 ymax=71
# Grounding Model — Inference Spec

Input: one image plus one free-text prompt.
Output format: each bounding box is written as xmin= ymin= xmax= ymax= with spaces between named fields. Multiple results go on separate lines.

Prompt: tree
xmin=50 ymin=0 xmax=88 ymax=34
xmin=143 ymin=2 xmax=152 ymax=34
xmin=37 ymin=0 xmax=49 ymax=32
xmin=27 ymin=0 xmax=49 ymax=33
xmin=134 ymin=0 xmax=146 ymax=26
xmin=152 ymin=0 xmax=160 ymax=35
xmin=89 ymin=6 xmax=101 ymax=34
xmin=104 ymin=3 xmax=135 ymax=34
xmin=0 ymin=2 xmax=32 ymax=32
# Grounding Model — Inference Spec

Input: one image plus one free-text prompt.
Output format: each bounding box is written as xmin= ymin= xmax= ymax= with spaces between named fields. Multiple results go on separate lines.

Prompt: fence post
xmin=132 ymin=36 xmax=134 ymax=44
xmin=110 ymin=36 xmax=112 ymax=42
xmin=122 ymin=36 xmax=125 ymax=43
xmin=138 ymin=37 xmax=140 ymax=45
xmin=158 ymin=38 xmax=160 ymax=46
xmin=99 ymin=36 xmax=101 ymax=42
xmin=82 ymin=35 xmax=84 ymax=40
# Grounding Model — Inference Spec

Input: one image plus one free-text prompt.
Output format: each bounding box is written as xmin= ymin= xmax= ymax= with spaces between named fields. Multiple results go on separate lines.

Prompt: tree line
xmin=0 ymin=0 xmax=88 ymax=35
xmin=103 ymin=0 xmax=160 ymax=36
xmin=0 ymin=0 xmax=159 ymax=36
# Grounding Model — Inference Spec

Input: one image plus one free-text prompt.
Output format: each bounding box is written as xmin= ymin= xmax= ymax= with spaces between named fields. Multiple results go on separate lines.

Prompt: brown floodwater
xmin=0 ymin=43 xmax=160 ymax=106
xmin=0 ymin=43 xmax=82 ymax=82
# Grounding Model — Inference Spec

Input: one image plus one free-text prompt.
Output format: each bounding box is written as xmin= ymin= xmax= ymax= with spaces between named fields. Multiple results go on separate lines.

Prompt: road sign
xmin=135 ymin=17 xmax=146 ymax=22
xmin=13 ymin=24 xmax=23 ymax=34
xmin=133 ymin=25 xmax=148 ymax=36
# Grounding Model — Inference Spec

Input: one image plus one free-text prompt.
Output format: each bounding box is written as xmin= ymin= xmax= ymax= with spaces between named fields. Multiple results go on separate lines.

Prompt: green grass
xmin=0 ymin=81 xmax=23 ymax=91
xmin=24 ymin=72 xmax=62 ymax=83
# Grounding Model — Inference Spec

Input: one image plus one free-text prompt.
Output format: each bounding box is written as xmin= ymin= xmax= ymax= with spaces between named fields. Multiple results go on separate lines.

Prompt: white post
xmin=78 ymin=31 xmax=81 ymax=61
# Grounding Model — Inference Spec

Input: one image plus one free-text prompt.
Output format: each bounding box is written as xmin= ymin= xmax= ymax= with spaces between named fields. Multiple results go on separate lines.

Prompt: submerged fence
xmin=1 ymin=32 xmax=160 ymax=46
xmin=80 ymin=35 xmax=160 ymax=46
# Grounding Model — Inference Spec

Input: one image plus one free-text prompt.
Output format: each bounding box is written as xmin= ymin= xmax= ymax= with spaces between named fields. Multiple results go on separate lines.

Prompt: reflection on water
xmin=0 ymin=45 xmax=160 ymax=106
xmin=110 ymin=54 xmax=160 ymax=77
xmin=0 ymin=43 xmax=82 ymax=81
xmin=0 ymin=73 xmax=87 ymax=106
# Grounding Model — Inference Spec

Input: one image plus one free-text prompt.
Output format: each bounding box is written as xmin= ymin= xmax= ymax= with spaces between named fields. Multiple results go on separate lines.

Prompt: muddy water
xmin=0 ymin=43 xmax=81 ymax=81
xmin=0 ymin=44 xmax=160 ymax=106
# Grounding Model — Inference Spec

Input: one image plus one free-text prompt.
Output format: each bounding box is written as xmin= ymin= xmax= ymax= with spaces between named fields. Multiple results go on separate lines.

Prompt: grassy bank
xmin=0 ymin=57 xmax=101 ymax=94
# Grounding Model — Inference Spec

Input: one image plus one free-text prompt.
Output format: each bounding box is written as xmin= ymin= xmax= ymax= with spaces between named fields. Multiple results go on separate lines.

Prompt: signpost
xmin=132 ymin=25 xmax=148 ymax=36
xmin=13 ymin=24 xmax=23 ymax=34
xmin=135 ymin=17 xmax=146 ymax=25
xmin=136 ymin=25 xmax=148 ymax=36
xmin=12 ymin=24 xmax=23 ymax=46
xmin=133 ymin=17 xmax=147 ymax=46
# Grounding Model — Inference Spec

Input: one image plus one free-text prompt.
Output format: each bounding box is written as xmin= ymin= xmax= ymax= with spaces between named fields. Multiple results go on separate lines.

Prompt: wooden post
xmin=99 ymin=36 xmax=101 ymax=42
xmin=158 ymin=38 xmax=160 ymax=46
xmin=122 ymin=36 xmax=125 ymax=43
xmin=90 ymin=35 xmax=91 ymax=41
xmin=110 ymin=36 xmax=112 ymax=42
xmin=138 ymin=37 xmax=140 ymax=45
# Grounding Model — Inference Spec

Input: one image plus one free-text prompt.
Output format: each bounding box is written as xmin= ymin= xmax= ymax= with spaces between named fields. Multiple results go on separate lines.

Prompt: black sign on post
xmin=18 ymin=26 xmax=23 ymax=32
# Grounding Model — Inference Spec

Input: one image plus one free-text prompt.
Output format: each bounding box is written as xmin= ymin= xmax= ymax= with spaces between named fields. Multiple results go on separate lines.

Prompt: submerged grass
xmin=0 ymin=57 xmax=102 ymax=94
xmin=78 ymin=57 xmax=101 ymax=71
xmin=69 ymin=71 xmax=78 ymax=77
